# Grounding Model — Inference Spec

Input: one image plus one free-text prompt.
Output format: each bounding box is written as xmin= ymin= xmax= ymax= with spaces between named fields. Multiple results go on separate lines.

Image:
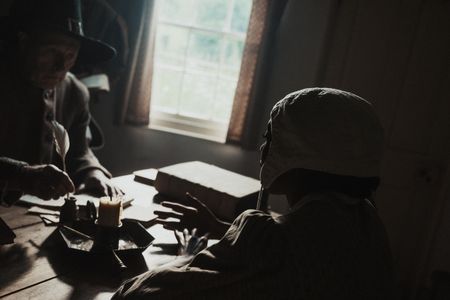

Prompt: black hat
xmin=8 ymin=0 xmax=116 ymax=64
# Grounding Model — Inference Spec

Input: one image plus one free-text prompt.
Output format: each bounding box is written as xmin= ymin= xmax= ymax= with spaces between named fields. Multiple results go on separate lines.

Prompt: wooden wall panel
xmin=321 ymin=0 xmax=450 ymax=297
xmin=389 ymin=0 xmax=450 ymax=153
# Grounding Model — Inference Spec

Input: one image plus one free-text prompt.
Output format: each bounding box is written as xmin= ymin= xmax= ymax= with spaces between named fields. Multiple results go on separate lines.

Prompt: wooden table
xmin=0 ymin=175 xmax=181 ymax=300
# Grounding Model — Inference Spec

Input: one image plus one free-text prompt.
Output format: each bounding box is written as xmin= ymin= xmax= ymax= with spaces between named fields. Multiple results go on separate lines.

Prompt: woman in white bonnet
xmin=113 ymin=88 xmax=394 ymax=299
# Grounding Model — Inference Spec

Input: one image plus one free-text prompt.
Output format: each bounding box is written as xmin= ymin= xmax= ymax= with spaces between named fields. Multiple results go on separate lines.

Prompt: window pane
xmin=194 ymin=0 xmax=228 ymax=30
xmin=159 ymin=0 xmax=196 ymax=25
xmin=179 ymin=73 xmax=215 ymax=119
xmin=211 ymin=79 xmax=237 ymax=122
xmin=186 ymin=30 xmax=222 ymax=73
xmin=154 ymin=24 xmax=189 ymax=67
xmin=151 ymin=67 xmax=183 ymax=113
xmin=221 ymin=37 xmax=244 ymax=77
xmin=231 ymin=0 xmax=252 ymax=33
xmin=151 ymin=0 xmax=254 ymax=142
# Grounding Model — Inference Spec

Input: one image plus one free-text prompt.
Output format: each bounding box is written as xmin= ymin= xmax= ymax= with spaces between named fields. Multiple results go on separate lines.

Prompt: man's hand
xmin=175 ymin=228 xmax=208 ymax=256
xmin=76 ymin=169 xmax=123 ymax=197
xmin=154 ymin=193 xmax=230 ymax=239
xmin=18 ymin=164 xmax=75 ymax=200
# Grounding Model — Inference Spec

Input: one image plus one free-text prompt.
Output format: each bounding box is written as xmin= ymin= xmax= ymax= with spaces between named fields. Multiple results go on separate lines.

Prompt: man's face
xmin=19 ymin=30 xmax=80 ymax=89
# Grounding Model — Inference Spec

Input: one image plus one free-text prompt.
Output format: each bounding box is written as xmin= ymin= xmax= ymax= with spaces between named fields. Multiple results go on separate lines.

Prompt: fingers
xmin=98 ymin=182 xmax=109 ymax=197
xmin=185 ymin=193 xmax=215 ymax=215
xmin=84 ymin=170 xmax=123 ymax=197
xmin=183 ymin=228 xmax=189 ymax=242
xmin=158 ymin=198 xmax=217 ymax=236
xmin=75 ymin=185 xmax=97 ymax=196
xmin=22 ymin=165 xmax=119 ymax=201
xmin=156 ymin=220 xmax=202 ymax=235
xmin=35 ymin=184 xmax=58 ymax=200
xmin=175 ymin=229 xmax=185 ymax=256
xmin=113 ymin=186 xmax=125 ymax=196
xmin=75 ymin=184 xmax=86 ymax=195
xmin=52 ymin=173 xmax=74 ymax=197
xmin=176 ymin=228 xmax=208 ymax=256
xmin=53 ymin=170 xmax=75 ymax=194
xmin=52 ymin=182 xmax=67 ymax=199
xmin=48 ymin=173 xmax=73 ymax=199
xmin=108 ymin=185 xmax=124 ymax=197
xmin=185 ymin=193 xmax=205 ymax=209
xmin=107 ymin=184 xmax=115 ymax=198
xmin=193 ymin=235 xmax=208 ymax=254
xmin=94 ymin=181 xmax=121 ymax=198
xmin=26 ymin=165 xmax=74 ymax=200
xmin=77 ymin=179 xmax=123 ymax=199
xmin=161 ymin=201 xmax=197 ymax=214
xmin=76 ymin=177 xmax=108 ymax=197
xmin=174 ymin=230 xmax=183 ymax=245
xmin=155 ymin=219 xmax=183 ymax=231
xmin=154 ymin=210 xmax=183 ymax=219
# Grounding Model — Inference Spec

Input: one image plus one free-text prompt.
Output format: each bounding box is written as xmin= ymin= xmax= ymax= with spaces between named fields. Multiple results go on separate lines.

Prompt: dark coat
xmin=114 ymin=193 xmax=394 ymax=300
xmin=0 ymin=45 xmax=110 ymax=204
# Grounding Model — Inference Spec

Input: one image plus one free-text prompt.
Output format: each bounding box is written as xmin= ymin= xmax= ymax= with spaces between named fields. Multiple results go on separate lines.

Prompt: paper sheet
xmin=19 ymin=194 xmax=133 ymax=208
xmin=21 ymin=194 xmax=165 ymax=223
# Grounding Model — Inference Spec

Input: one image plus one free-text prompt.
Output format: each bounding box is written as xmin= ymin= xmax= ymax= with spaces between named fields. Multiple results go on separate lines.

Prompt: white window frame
xmin=150 ymin=111 xmax=229 ymax=143
xmin=149 ymin=0 xmax=251 ymax=143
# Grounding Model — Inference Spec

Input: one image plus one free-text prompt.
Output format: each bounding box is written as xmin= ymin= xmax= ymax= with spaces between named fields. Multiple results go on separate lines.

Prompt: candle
xmin=97 ymin=196 xmax=123 ymax=227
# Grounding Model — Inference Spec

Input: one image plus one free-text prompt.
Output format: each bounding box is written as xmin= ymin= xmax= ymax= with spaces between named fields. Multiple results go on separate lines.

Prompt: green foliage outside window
xmin=152 ymin=0 xmax=252 ymax=123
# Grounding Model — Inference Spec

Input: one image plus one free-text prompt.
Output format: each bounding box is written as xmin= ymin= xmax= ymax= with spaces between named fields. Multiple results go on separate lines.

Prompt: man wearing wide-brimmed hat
xmin=0 ymin=0 xmax=121 ymax=205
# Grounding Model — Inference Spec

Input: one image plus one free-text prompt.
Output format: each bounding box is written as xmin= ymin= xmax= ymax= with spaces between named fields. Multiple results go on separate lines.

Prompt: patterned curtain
xmin=115 ymin=0 xmax=157 ymax=125
xmin=226 ymin=0 xmax=288 ymax=145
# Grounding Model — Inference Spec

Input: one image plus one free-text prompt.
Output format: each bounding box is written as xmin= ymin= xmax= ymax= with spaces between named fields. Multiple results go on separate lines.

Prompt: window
xmin=149 ymin=0 xmax=253 ymax=142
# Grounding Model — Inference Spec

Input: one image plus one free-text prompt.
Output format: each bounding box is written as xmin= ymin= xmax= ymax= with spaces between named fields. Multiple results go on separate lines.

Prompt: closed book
xmin=154 ymin=161 xmax=260 ymax=221
xmin=133 ymin=168 xmax=158 ymax=185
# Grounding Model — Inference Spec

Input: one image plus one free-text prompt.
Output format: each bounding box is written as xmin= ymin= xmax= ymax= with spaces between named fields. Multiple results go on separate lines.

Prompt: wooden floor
xmin=0 ymin=175 xmax=181 ymax=300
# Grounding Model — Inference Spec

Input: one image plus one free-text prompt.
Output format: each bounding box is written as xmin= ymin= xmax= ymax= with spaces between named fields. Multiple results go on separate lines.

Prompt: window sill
xmin=149 ymin=111 xmax=228 ymax=143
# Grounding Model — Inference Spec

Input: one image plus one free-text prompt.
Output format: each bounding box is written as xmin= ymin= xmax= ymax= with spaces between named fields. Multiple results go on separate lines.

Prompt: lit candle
xmin=97 ymin=196 xmax=123 ymax=227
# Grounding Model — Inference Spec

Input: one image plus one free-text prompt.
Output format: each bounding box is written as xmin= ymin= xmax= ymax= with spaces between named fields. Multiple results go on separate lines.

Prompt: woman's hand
xmin=175 ymin=228 xmax=208 ymax=256
xmin=154 ymin=193 xmax=230 ymax=239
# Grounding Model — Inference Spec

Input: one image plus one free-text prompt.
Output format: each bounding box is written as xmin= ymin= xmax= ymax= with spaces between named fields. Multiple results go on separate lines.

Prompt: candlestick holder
xmin=93 ymin=222 xmax=122 ymax=251
xmin=58 ymin=219 xmax=155 ymax=269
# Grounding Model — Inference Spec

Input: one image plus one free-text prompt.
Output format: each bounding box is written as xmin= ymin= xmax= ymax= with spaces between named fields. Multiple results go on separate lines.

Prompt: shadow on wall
xmin=90 ymin=91 xmax=262 ymax=179
xmin=0 ymin=0 xmax=13 ymax=15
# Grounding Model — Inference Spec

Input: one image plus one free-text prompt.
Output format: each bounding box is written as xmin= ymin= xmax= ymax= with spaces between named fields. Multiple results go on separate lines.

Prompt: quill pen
xmin=52 ymin=120 xmax=70 ymax=199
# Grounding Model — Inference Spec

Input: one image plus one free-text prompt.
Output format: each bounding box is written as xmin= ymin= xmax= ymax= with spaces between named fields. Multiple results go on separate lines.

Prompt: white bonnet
xmin=260 ymin=87 xmax=384 ymax=189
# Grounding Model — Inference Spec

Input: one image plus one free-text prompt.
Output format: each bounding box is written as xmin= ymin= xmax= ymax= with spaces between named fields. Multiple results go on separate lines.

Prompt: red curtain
xmin=227 ymin=0 xmax=288 ymax=146
xmin=115 ymin=0 xmax=157 ymax=125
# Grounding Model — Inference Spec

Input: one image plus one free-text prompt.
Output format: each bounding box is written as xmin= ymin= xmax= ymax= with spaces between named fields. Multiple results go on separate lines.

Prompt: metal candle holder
xmin=93 ymin=221 xmax=122 ymax=251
